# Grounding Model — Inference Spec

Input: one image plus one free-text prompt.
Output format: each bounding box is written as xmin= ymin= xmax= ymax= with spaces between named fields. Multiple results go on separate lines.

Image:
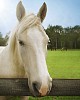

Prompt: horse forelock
xmin=17 ymin=13 xmax=41 ymax=34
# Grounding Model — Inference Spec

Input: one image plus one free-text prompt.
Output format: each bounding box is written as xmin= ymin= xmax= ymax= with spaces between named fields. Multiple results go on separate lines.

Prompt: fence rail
xmin=0 ymin=78 xmax=80 ymax=96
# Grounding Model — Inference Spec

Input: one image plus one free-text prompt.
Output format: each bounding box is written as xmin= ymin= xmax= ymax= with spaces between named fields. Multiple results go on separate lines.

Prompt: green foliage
xmin=29 ymin=96 xmax=80 ymax=100
xmin=6 ymin=96 xmax=20 ymax=100
xmin=29 ymin=96 xmax=53 ymax=100
xmin=46 ymin=25 xmax=80 ymax=49
xmin=0 ymin=38 xmax=6 ymax=46
xmin=0 ymin=32 xmax=5 ymax=46
xmin=0 ymin=32 xmax=10 ymax=46
xmin=0 ymin=32 xmax=2 ymax=38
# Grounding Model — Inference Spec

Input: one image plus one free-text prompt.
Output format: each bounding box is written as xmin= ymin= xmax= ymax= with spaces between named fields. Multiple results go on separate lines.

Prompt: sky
xmin=0 ymin=0 xmax=80 ymax=36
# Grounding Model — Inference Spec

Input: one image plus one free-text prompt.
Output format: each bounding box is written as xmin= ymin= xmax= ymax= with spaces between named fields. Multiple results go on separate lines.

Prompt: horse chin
xmin=30 ymin=87 xmax=41 ymax=97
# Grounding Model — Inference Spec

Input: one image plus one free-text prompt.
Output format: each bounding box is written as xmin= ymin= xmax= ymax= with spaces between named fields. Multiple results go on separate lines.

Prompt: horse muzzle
xmin=28 ymin=78 xmax=52 ymax=96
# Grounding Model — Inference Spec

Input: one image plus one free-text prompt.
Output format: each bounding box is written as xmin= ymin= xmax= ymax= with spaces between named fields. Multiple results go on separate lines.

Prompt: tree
xmin=0 ymin=32 xmax=6 ymax=46
xmin=46 ymin=25 xmax=80 ymax=49
xmin=4 ymin=31 xmax=10 ymax=45
xmin=0 ymin=32 xmax=2 ymax=38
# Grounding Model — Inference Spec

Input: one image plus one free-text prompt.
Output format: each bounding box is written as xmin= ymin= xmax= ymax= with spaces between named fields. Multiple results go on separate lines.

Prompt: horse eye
xmin=19 ymin=40 xmax=24 ymax=46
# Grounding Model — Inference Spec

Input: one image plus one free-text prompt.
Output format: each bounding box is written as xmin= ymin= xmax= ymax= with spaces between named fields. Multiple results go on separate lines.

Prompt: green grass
xmin=47 ymin=50 xmax=80 ymax=78
xmin=29 ymin=50 xmax=80 ymax=100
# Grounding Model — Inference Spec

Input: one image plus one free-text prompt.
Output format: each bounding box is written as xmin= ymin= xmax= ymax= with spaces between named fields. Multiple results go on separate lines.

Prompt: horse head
xmin=16 ymin=1 xmax=52 ymax=96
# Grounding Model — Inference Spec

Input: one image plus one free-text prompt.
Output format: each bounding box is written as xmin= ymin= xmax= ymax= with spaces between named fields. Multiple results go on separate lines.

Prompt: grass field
xmin=29 ymin=50 xmax=80 ymax=100
xmin=47 ymin=50 xmax=80 ymax=79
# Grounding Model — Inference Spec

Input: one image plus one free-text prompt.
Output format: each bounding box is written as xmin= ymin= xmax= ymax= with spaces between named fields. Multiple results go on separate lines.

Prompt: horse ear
xmin=16 ymin=1 xmax=25 ymax=21
xmin=37 ymin=2 xmax=47 ymax=23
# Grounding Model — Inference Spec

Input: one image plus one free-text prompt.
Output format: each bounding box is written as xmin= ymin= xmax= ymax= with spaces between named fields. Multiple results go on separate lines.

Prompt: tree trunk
xmin=75 ymin=41 xmax=77 ymax=49
xmin=56 ymin=38 xmax=58 ymax=49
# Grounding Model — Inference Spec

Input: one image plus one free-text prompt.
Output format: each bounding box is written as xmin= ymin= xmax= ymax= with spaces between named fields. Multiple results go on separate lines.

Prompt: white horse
xmin=0 ymin=1 xmax=52 ymax=100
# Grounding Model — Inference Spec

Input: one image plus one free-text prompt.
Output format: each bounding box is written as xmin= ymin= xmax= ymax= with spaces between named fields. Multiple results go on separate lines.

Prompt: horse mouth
xmin=29 ymin=84 xmax=41 ymax=97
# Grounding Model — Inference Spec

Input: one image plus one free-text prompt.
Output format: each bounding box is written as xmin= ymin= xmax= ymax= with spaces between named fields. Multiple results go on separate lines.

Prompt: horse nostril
xmin=32 ymin=82 xmax=41 ymax=91
xmin=32 ymin=82 xmax=41 ymax=96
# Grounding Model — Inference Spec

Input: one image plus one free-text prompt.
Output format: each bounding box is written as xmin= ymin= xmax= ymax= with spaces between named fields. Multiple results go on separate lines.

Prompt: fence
xmin=0 ymin=78 xmax=80 ymax=96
